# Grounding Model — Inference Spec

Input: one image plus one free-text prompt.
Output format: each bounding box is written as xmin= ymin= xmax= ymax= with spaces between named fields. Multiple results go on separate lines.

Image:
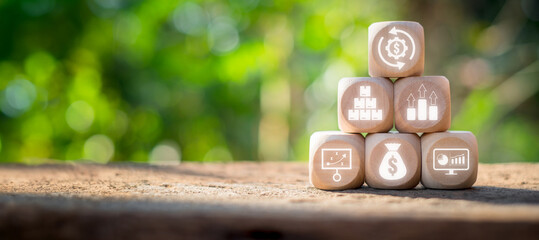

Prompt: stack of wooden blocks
xmin=309 ymin=21 xmax=478 ymax=190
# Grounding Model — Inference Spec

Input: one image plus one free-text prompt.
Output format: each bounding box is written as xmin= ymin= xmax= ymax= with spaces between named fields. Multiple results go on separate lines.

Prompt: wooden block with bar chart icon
xmin=309 ymin=131 xmax=365 ymax=190
xmin=338 ymin=77 xmax=393 ymax=133
xmin=421 ymin=131 xmax=478 ymax=189
xmin=365 ymin=132 xmax=421 ymax=189
xmin=394 ymin=76 xmax=451 ymax=133
xmin=368 ymin=21 xmax=424 ymax=78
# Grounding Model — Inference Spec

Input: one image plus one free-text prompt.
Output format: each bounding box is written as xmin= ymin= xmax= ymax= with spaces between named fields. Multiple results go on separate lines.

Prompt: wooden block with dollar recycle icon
xmin=368 ymin=21 xmax=424 ymax=78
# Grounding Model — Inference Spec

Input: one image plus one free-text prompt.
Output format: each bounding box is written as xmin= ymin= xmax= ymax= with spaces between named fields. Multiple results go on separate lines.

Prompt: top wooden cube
xmin=368 ymin=21 xmax=424 ymax=78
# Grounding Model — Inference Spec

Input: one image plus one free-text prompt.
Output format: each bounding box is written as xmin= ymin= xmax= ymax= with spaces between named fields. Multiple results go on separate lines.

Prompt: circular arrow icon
xmin=377 ymin=26 xmax=416 ymax=70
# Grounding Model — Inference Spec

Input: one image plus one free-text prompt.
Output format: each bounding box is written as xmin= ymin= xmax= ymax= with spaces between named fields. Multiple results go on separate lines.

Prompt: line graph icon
xmin=321 ymin=148 xmax=352 ymax=182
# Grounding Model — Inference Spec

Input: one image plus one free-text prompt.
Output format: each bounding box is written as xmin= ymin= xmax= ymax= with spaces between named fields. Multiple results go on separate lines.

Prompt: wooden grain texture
xmin=365 ymin=132 xmax=421 ymax=189
xmin=338 ymin=77 xmax=393 ymax=133
xmin=394 ymin=76 xmax=451 ymax=133
xmin=309 ymin=131 xmax=365 ymax=190
xmin=0 ymin=162 xmax=537 ymax=240
xmin=368 ymin=21 xmax=425 ymax=78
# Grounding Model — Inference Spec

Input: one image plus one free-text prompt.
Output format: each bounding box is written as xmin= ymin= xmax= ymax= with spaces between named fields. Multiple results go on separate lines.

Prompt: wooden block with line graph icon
xmin=309 ymin=131 xmax=365 ymax=190
xmin=365 ymin=132 xmax=421 ymax=189
xmin=368 ymin=21 xmax=424 ymax=78
xmin=421 ymin=131 xmax=478 ymax=189
xmin=338 ymin=77 xmax=394 ymax=133
xmin=394 ymin=76 xmax=451 ymax=133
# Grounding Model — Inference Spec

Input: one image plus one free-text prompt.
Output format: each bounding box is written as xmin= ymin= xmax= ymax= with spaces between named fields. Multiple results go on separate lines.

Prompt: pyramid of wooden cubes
xmin=309 ymin=21 xmax=478 ymax=190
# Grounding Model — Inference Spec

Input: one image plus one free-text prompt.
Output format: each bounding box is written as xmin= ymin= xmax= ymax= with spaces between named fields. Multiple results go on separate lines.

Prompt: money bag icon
xmin=379 ymin=143 xmax=407 ymax=180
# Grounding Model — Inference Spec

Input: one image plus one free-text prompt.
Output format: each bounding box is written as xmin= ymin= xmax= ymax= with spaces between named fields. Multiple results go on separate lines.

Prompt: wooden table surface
xmin=0 ymin=162 xmax=537 ymax=239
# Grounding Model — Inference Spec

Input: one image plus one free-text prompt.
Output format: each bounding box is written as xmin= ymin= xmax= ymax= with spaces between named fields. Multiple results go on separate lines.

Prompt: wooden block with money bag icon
xmin=365 ymin=132 xmax=421 ymax=189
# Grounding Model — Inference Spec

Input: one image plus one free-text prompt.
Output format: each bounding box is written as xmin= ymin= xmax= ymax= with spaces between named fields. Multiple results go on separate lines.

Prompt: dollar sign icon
xmin=393 ymin=42 xmax=400 ymax=55
xmin=388 ymin=156 xmax=398 ymax=176
xmin=379 ymin=143 xmax=407 ymax=180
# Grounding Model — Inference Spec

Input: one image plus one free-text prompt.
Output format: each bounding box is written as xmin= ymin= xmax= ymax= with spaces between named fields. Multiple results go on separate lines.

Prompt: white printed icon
xmin=321 ymin=148 xmax=352 ymax=182
xmin=348 ymin=85 xmax=383 ymax=121
xmin=386 ymin=37 xmax=408 ymax=60
xmin=379 ymin=143 xmax=407 ymax=180
xmin=433 ymin=148 xmax=469 ymax=175
xmin=377 ymin=27 xmax=416 ymax=70
xmin=406 ymin=84 xmax=438 ymax=121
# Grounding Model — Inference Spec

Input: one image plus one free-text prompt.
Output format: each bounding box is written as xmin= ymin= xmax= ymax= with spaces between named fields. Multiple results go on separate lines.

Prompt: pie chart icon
xmin=436 ymin=153 xmax=449 ymax=166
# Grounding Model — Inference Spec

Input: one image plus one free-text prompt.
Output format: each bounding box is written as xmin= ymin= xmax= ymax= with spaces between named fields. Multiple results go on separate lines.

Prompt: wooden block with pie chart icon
xmin=421 ymin=131 xmax=478 ymax=189
xmin=338 ymin=77 xmax=393 ymax=133
xmin=394 ymin=76 xmax=451 ymax=133
xmin=309 ymin=131 xmax=365 ymax=190
xmin=368 ymin=21 xmax=424 ymax=78
xmin=365 ymin=132 xmax=421 ymax=189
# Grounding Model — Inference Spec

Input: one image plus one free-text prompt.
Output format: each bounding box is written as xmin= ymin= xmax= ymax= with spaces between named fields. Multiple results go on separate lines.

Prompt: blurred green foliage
xmin=0 ymin=0 xmax=537 ymax=163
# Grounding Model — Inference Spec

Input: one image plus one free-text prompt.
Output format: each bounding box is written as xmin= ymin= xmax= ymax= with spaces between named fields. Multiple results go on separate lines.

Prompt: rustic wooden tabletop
xmin=0 ymin=162 xmax=537 ymax=239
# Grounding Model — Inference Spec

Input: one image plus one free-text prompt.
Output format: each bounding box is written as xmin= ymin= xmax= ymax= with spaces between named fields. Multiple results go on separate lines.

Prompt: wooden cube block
xmin=365 ymin=132 xmax=421 ymax=189
xmin=368 ymin=21 xmax=424 ymax=78
xmin=338 ymin=77 xmax=393 ymax=133
xmin=421 ymin=131 xmax=478 ymax=189
xmin=394 ymin=76 xmax=451 ymax=133
xmin=309 ymin=131 xmax=365 ymax=190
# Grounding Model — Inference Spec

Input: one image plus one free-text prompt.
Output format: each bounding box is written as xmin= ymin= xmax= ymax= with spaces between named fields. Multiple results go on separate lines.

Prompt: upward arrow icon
xmin=418 ymin=84 xmax=427 ymax=98
xmin=407 ymin=93 xmax=415 ymax=108
xmin=429 ymin=91 xmax=438 ymax=105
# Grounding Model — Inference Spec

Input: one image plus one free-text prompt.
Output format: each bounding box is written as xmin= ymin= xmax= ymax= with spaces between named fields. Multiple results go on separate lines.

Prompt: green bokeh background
xmin=0 ymin=0 xmax=537 ymax=163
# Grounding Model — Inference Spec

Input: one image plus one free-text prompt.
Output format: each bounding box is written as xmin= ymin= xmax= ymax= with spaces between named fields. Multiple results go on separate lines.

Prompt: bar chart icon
xmin=406 ymin=84 xmax=438 ymax=121
xmin=450 ymin=154 xmax=466 ymax=164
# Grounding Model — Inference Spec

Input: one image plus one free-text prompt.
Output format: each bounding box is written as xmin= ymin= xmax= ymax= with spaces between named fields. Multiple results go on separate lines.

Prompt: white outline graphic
xmin=389 ymin=26 xmax=416 ymax=60
xmin=378 ymin=37 xmax=404 ymax=70
xmin=321 ymin=148 xmax=352 ymax=182
xmin=379 ymin=143 xmax=407 ymax=180
xmin=406 ymin=84 xmax=439 ymax=121
xmin=376 ymin=26 xmax=417 ymax=70
xmin=348 ymin=85 xmax=383 ymax=121
xmin=385 ymin=37 xmax=408 ymax=60
xmin=433 ymin=148 xmax=470 ymax=175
